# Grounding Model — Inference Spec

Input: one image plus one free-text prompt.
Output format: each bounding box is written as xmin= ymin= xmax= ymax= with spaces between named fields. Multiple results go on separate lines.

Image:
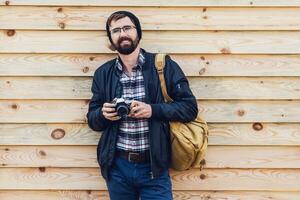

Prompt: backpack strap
xmin=154 ymin=53 xmax=173 ymax=103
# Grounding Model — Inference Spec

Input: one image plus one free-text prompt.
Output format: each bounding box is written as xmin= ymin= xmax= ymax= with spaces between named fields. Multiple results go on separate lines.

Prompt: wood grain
xmin=2 ymin=7 xmax=300 ymax=30
xmin=1 ymin=0 xmax=300 ymax=7
xmin=1 ymin=2 xmax=300 ymax=196
xmin=1 ymin=123 xmax=300 ymax=146
xmin=2 ymin=30 xmax=300 ymax=54
xmin=2 ymin=77 xmax=300 ymax=99
xmin=0 ymin=124 xmax=100 ymax=145
xmin=208 ymin=123 xmax=300 ymax=145
xmin=1 ymin=146 xmax=300 ymax=168
xmin=199 ymin=100 xmax=300 ymax=122
xmin=1 ymin=190 xmax=300 ymax=200
xmin=0 ymin=190 xmax=108 ymax=200
xmin=2 ymin=54 xmax=300 ymax=77
xmin=0 ymin=100 xmax=88 ymax=123
xmin=1 ymin=100 xmax=300 ymax=123
xmin=1 ymin=168 xmax=300 ymax=190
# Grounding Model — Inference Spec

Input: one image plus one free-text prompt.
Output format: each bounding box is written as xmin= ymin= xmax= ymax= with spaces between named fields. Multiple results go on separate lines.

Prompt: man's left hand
xmin=129 ymin=100 xmax=152 ymax=118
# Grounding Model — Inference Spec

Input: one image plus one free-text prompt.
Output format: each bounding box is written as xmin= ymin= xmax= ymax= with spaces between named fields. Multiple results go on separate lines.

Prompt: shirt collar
xmin=115 ymin=49 xmax=145 ymax=73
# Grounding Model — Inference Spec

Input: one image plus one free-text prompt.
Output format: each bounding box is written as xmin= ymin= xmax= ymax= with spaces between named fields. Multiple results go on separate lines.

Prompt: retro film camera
xmin=112 ymin=98 xmax=133 ymax=118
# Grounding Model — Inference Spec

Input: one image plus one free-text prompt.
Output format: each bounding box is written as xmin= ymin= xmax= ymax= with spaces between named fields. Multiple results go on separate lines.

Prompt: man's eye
xmin=123 ymin=26 xmax=131 ymax=31
xmin=112 ymin=28 xmax=120 ymax=33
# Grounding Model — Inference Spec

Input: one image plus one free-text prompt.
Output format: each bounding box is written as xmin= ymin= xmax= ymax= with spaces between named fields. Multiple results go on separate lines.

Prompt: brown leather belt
xmin=116 ymin=150 xmax=150 ymax=163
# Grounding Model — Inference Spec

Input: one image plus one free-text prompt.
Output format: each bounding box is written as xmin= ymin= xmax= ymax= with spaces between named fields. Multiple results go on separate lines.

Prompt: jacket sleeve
xmin=150 ymin=57 xmax=198 ymax=122
xmin=86 ymin=70 xmax=111 ymax=131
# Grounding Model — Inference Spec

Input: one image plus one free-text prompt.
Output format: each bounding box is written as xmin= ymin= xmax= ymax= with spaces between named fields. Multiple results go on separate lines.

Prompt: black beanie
xmin=106 ymin=11 xmax=142 ymax=44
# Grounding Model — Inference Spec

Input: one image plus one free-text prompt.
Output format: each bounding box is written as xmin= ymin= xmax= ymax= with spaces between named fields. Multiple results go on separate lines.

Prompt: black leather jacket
xmin=86 ymin=49 xmax=198 ymax=180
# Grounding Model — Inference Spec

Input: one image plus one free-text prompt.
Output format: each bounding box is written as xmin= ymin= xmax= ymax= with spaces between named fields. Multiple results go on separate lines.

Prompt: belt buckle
xmin=128 ymin=152 xmax=139 ymax=163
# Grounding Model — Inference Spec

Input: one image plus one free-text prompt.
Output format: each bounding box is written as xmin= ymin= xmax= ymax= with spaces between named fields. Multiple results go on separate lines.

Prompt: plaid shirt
xmin=115 ymin=51 xmax=149 ymax=152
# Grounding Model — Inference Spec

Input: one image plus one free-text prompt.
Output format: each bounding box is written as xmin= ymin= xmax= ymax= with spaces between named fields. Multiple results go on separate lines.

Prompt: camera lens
xmin=117 ymin=104 xmax=129 ymax=118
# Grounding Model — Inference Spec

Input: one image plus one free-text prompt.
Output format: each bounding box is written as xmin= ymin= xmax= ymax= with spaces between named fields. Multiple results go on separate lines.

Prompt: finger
xmin=103 ymin=112 xmax=120 ymax=121
xmin=132 ymin=114 xmax=145 ymax=119
xmin=130 ymin=100 xmax=140 ymax=108
xmin=105 ymin=112 xmax=119 ymax=118
xmin=134 ymin=113 xmax=145 ymax=118
xmin=130 ymin=106 xmax=140 ymax=114
xmin=108 ymin=116 xmax=121 ymax=121
xmin=103 ymin=102 xmax=116 ymax=108
xmin=132 ymin=109 xmax=147 ymax=118
xmin=102 ymin=107 xmax=116 ymax=113
xmin=128 ymin=110 xmax=136 ymax=117
xmin=128 ymin=111 xmax=138 ymax=117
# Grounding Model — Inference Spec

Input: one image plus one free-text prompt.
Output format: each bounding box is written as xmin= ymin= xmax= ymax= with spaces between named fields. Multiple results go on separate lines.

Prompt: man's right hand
xmin=102 ymin=102 xmax=121 ymax=121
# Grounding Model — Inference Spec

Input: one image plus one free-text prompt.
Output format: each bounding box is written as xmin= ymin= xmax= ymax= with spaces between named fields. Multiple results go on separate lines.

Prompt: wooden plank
xmin=1 ymin=168 xmax=300 ymax=190
xmin=0 ymin=168 xmax=103 ymax=190
xmin=2 ymin=0 xmax=300 ymax=7
xmin=2 ymin=77 xmax=300 ymax=99
xmin=172 ymin=191 xmax=300 ymax=200
xmin=173 ymin=54 xmax=300 ymax=77
xmin=1 ymin=100 xmax=300 ymax=123
xmin=0 ymin=77 xmax=92 ymax=99
xmin=2 ymin=30 xmax=300 ymax=54
xmin=208 ymin=123 xmax=300 ymax=146
xmin=0 ymin=190 xmax=108 ymax=200
xmin=0 ymin=146 xmax=98 ymax=167
xmin=1 ymin=123 xmax=300 ymax=146
xmin=2 ymin=7 xmax=300 ymax=30
xmin=0 ymin=53 xmax=110 ymax=77
xmin=0 ymin=31 xmax=109 ymax=54
xmin=205 ymin=146 xmax=300 ymax=168
xmin=199 ymin=100 xmax=300 ymax=123
xmin=190 ymin=77 xmax=300 ymax=100
xmin=2 ymin=54 xmax=300 ymax=77
xmin=0 ymin=124 xmax=100 ymax=145
xmin=0 ymin=100 xmax=88 ymax=123
xmin=1 ymin=146 xmax=300 ymax=168
xmin=1 ymin=190 xmax=300 ymax=200
xmin=171 ymin=168 xmax=300 ymax=191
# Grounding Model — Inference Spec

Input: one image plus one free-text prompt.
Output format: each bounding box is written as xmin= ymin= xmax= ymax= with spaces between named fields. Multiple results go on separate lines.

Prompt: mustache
xmin=118 ymin=37 xmax=133 ymax=44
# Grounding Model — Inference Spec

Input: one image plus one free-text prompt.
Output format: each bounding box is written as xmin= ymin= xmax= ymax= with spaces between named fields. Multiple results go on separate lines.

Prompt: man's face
xmin=109 ymin=17 xmax=139 ymax=55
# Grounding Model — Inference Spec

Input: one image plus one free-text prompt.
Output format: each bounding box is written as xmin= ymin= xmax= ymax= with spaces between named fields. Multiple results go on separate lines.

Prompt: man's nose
xmin=119 ymin=29 xmax=127 ymax=36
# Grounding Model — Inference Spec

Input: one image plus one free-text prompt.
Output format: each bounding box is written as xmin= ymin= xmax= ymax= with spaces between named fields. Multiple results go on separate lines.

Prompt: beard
xmin=113 ymin=36 xmax=139 ymax=55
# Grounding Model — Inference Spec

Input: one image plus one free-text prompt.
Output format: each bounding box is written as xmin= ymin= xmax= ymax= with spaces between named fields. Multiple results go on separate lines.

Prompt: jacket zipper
xmin=148 ymin=119 xmax=154 ymax=179
xmin=140 ymin=52 xmax=154 ymax=179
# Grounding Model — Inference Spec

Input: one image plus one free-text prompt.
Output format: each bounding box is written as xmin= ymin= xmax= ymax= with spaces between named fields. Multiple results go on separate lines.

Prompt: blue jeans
xmin=106 ymin=156 xmax=173 ymax=200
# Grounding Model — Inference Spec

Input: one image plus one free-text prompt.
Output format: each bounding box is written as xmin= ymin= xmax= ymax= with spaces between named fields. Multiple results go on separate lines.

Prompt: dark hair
xmin=106 ymin=11 xmax=142 ymax=45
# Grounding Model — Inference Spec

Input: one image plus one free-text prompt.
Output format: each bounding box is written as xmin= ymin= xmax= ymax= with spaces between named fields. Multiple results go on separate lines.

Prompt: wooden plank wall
xmin=1 ymin=1 xmax=300 ymax=199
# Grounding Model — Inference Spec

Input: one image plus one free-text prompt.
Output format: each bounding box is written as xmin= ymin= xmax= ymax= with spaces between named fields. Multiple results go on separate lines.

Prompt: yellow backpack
xmin=155 ymin=53 xmax=209 ymax=171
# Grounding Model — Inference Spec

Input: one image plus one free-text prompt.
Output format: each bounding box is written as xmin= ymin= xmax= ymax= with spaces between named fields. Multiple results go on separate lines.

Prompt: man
xmin=87 ymin=11 xmax=198 ymax=200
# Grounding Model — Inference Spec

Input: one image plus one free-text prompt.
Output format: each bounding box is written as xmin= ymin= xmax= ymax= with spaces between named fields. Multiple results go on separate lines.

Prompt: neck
xmin=118 ymin=45 xmax=141 ymax=73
